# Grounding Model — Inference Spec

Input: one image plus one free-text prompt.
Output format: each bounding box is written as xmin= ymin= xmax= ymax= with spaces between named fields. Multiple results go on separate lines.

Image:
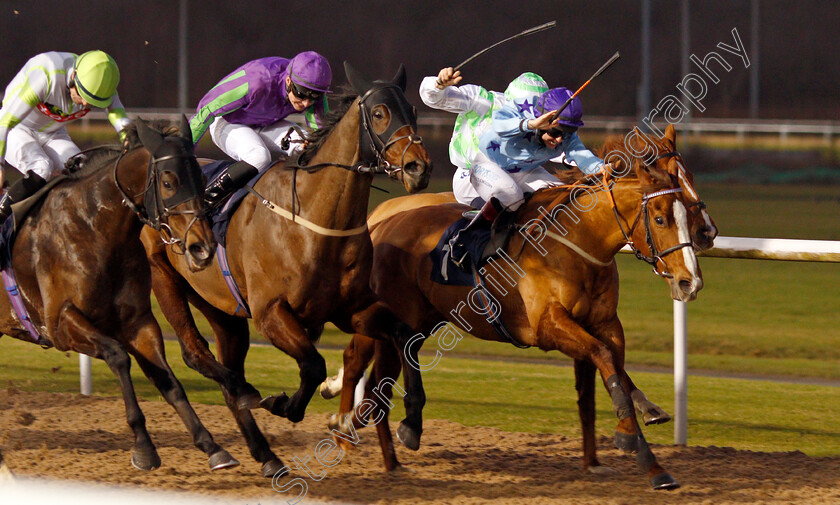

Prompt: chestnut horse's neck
xmin=518 ymin=177 xmax=648 ymax=265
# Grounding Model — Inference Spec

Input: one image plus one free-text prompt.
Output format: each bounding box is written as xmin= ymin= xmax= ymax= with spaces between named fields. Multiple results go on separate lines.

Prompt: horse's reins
xmin=113 ymin=146 xmax=203 ymax=254
xmin=248 ymin=84 xmax=425 ymax=236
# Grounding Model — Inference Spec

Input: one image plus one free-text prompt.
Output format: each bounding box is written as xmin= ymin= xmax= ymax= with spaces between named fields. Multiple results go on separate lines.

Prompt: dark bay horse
xmin=0 ymin=119 xmax=237 ymax=471
xmin=141 ymin=63 xmax=433 ymax=477
xmin=327 ymin=129 xmax=706 ymax=490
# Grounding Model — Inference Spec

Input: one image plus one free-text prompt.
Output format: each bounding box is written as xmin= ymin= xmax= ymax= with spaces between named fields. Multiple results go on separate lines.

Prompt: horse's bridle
xmin=355 ymin=83 xmax=424 ymax=176
xmin=606 ymin=153 xmax=694 ymax=278
xmin=113 ymin=140 xmax=204 ymax=254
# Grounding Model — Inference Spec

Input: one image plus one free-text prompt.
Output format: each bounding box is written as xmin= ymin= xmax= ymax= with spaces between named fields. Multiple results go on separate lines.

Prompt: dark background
xmin=0 ymin=0 xmax=837 ymax=120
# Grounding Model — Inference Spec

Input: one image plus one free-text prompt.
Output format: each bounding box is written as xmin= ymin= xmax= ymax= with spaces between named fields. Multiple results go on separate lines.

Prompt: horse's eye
xmin=655 ymin=216 xmax=665 ymax=226
xmin=163 ymin=181 xmax=173 ymax=190
xmin=373 ymin=110 xmax=384 ymax=119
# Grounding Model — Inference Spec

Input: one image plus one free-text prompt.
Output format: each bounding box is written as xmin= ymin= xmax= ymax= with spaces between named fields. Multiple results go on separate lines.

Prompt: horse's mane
xmin=526 ymin=132 xmax=675 ymax=211
xmin=71 ymin=119 xmax=184 ymax=178
xmin=298 ymin=87 xmax=359 ymax=165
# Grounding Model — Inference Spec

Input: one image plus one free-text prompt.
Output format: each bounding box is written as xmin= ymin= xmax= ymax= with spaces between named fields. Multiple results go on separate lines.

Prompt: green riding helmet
xmin=74 ymin=50 xmax=120 ymax=108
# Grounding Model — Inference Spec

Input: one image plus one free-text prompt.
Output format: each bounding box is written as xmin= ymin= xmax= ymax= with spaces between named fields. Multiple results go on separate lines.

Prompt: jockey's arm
xmin=188 ymin=82 xmax=249 ymax=145
xmin=562 ymin=132 xmax=605 ymax=175
xmin=105 ymin=93 xmax=131 ymax=142
xmin=0 ymin=66 xmax=47 ymax=161
xmin=419 ymin=76 xmax=492 ymax=116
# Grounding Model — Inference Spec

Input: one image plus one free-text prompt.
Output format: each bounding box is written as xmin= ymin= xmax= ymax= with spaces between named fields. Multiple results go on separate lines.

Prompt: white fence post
xmin=673 ymin=300 xmax=688 ymax=445
xmin=79 ymin=354 xmax=92 ymax=396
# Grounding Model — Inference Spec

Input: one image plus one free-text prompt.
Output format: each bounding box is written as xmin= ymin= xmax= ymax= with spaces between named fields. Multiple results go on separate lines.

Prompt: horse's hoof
xmin=130 ymin=449 xmax=161 ymax=471
xmin=236 ymin=389 xmax=264 ymax=411
xmin=260 ymin=393 xmax=290 ymax=417
xmin=614 ymin=431 xmax=640 ymax=454
xmin=208 ymin=449 xmax=240 ymax=470
xmin=262 ymin=458 xmax=286 ymax=479
xmin=586 ymin=464 xmax=618 ymax=475
xmin=642 ymin=408 xmax=672 ymax=426
xmin=396 ymin=421 xmax=421 ymax=451
xmin=386 ymin=462 xmax=414 ymax=475
xmin=650 ymin=471 xmax=680 ymax=490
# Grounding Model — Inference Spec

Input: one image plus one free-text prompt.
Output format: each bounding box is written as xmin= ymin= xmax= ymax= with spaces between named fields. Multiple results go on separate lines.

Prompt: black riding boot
xmin=448 ymin=197 xmax=505 ymax=268
xmin=204 ymin=160 xmax=259 ymax=210
xmin=0 ymin=171 xmax=47 ymax=224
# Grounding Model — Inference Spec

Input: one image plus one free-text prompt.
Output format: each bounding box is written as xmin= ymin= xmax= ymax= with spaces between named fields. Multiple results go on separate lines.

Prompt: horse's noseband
xmin=356 ymin=83 xmax=424 ymax=176
xmin=611 ymin=185 xmax=694 ymax=278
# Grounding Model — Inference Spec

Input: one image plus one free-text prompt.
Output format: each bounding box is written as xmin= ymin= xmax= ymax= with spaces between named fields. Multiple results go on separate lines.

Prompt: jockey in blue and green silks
xmin=189 ymin=51 xmax=332 ymax=209
xmin=419 ymin=68 xmax=549 ymax=209
xmin=0 ymin=50 xmax=128 ymax=223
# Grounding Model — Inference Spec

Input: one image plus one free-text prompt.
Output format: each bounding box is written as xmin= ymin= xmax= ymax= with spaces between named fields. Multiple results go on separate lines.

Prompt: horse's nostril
xmin=189 ymin=243 xmax=211 ymax=261
xmin=678 ymin=279 xmax=693 ymax=294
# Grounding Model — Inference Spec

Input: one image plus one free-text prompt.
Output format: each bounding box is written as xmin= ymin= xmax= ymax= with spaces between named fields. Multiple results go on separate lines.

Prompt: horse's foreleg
xmin=574 ymin=359 xmax=604 ymax=473
xmin=256 ymin=301 xmax=326 ymax=423
xmin=596 ymin=317 xmax=671 ymax=425
xmin=148 ymin=254 xmax=259 ymax=407
xmin=591 ymin=316 xmax=680 ymax=490
xmin=210 ymin=312 xmax=285 ymax=478
xmin=54 ymin=303 xmax=159 ymax=471
xmin=126 ymin=316 xmax=239 ymax=471
xmin=341 ymin=301 xmax=426 ymax=451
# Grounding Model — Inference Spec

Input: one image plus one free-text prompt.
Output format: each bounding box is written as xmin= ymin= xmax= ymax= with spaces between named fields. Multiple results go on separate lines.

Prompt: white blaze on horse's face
xmin=672 ymin=199 xmax=703 ymax=300
xmin=676 ymin=161 xmax=718 ymax=248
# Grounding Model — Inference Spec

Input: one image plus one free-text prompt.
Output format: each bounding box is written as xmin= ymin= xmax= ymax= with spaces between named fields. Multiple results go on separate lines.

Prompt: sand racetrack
xmin=1 ymin=388 xmax=839 ymax=504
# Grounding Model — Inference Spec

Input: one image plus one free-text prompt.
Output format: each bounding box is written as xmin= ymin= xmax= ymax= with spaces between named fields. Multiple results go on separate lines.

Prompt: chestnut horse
xmin=0 ymin=119 xmax=237 ymax=471
xmin=141 ymin=64 xmax=433 ymax=477
xmin=327 ymin=126 xmax=706 ymax=490
xmin=323 ymin=124 xmax=716 ymax=426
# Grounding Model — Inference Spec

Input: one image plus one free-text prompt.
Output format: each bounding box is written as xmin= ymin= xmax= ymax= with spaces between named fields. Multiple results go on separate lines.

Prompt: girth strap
xmin=216 ymin=244 xmax=251 ymax=318
xmin=470 ymin=264 xmax=530 ymax=349
xmin=2 ymin=269 xmax=50 ymax=347
xmin=246 ymin=187 xmax=368 ymax=237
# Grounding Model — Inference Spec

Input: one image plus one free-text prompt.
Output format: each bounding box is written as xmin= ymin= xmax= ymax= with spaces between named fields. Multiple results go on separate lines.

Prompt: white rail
xmin=79 ymin=236 xmax=840 ymax=449
xmin=620 ymin=235 xmax=840 ymax=444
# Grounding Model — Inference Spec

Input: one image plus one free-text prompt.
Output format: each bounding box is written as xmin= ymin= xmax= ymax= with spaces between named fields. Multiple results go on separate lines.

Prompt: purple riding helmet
xmin=288 ymin=51 xmax=332 ymax=93
xmin=535 ymin=87 xmax=585 ymax=128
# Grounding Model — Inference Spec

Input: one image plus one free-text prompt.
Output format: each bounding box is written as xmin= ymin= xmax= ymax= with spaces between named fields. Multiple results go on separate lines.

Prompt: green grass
xmin=136 ymin=181 xmax=840 ymax=381
xmin=2 ymin=337 xmax=838 ymax=456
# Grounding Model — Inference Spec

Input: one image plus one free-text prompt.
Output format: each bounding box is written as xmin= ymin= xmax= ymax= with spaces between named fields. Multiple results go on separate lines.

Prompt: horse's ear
xmin=134 ymin=118 xmax=164 ymax=154
xmin=179 ymin=114 xmax=193 ymax=149
xmin=391 ymin=64 xmax=407 ymax=92
xmin=344 ymin=61 xmax=372 ymax=94
xmin=663 ymin=123 xmax=677 ymax=147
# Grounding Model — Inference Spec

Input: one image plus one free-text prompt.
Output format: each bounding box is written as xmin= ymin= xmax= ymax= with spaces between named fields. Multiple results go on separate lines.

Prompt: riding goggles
xmin=290 ymin=81 xmax=324 ymax=102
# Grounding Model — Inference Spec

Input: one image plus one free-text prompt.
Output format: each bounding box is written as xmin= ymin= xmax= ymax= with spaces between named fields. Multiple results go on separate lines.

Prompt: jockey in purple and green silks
xmin=189 ymin=51 xmax=332 ymax=209
xmin=0 ymin=50 xmax=128 ymax=224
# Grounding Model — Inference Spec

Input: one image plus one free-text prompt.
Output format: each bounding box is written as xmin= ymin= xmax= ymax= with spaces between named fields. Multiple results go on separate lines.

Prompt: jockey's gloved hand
xmin=64 ymin=154 xmax=87 ymax=173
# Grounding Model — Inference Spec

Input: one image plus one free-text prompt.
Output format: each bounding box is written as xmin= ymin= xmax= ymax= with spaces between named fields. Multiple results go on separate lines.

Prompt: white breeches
xmin=4 ymin=126 xmax=80 ymax=180
xmin=452 ymin=156 xmax=561 ymax=210
xmin=209 ymin=116 xmax=305 ymax=171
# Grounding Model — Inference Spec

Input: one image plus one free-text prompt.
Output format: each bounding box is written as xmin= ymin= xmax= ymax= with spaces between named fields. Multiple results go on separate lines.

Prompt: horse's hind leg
xmin=208 ymin=308 xmax=285 ymax=478
xmin=329 ymin=333 xmax=376 ymax=437
xmin=367 ymin=338 xmax=403 ymax=471
xmin=574 ymin=359 xmax=615 ymax=475
xmin=255 ymin=301 xmax=327 ymax=423
xmin=336 ymin=300 xmax=427 ymax=452
xmin=126 ymin=315 xmax=239 ymax=471
xmin=54 ymin=303 xmax=159 ymax=470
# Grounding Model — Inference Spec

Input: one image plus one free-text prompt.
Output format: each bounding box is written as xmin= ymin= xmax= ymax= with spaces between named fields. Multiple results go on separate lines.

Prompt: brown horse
xmin=141 ymin=63 xmax=433 ymax=477
xmin=0 ymin=119 xmax=237 ymax=471
xmin=324 ymin=124 xmax=713 ymax=427
xmin=327 ymin=126 xmax=705 ymax=490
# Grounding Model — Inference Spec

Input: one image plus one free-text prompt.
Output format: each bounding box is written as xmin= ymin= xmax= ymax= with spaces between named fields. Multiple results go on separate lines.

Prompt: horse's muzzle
xmin=401 ymin=160 xmax=432 ymax=193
